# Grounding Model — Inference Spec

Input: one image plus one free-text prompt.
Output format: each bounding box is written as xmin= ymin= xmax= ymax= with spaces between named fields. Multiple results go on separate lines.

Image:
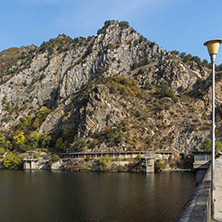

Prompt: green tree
xmin=57 ymin=44 xmax=63 ymax=51
xmin=37 ymin=106 xmax=51 ymax=119
xmin=106 ymin=128 xmax=115 ymax=144
xmin=202 ymin=59 xmax=209 ymax=67
xmin=191 ymin=56 xmax=201 ymax=66
xmin=98 ymin=155 xmax=111 ymax=171
xmin=55 ymin=137 xmax=64 ymax=151
xmin=156 ymin=82 xmax=176 ymax=100
xmin=136 ymin=154 xmax=142 ymax=161
xmin=183 ymin=54 xmax=192 ymax=63
xmin=29 ymin=131 xmax=40 ymax=149
xmin=27 ymin=115 xmax=32 ymax=125
xmin=17 ymin=120 xmax=26 ymax=131
xmin=171 ymin=50 xmax=179 ymax=55
xmin=216 ymin=63 xmax=222 ymax=71
xmin=119 ymin=21 xmax=129 ymax=29
xmin=64 ymin=125 xmax=75 ymax=143
xmin=48 ymin=46 xmax=53 ymax=55
xmin=0 ymin=133 xmax=6 ymax=148
xmin=52 ymin=154 xmax=60 ymax=162
xmin=0 ymin=148 xmax=5 ymax=155
xmin=40 ymin=133 xmax=52 ymax=148
xmin=23 ymin=117 xmax=29 ymax=126
xmin=3 ymin=152 xmax=22 ymax=169
xmin=200 ymin=139 xmax=222 ymax=155
xmin=4 ymin=140 xmax=12 ymax=150
xmin=179 ymin=52 xmax=186 ymax=60
xmin=40 ymin=41 xmax=47 ymax=52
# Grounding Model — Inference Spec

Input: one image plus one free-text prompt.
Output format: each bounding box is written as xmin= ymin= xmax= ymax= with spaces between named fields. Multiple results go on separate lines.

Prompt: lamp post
xmin=204 ymin=39 xmax=222 ymax=216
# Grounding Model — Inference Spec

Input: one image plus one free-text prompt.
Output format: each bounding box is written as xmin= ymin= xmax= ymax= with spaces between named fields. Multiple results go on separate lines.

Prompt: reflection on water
xmin=0 ymin=170 xmax=195 ymax=222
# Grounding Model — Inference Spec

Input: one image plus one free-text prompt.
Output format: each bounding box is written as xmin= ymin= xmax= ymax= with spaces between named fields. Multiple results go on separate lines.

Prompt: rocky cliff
xmin=0 ymin=20 xmax=220 ymax=155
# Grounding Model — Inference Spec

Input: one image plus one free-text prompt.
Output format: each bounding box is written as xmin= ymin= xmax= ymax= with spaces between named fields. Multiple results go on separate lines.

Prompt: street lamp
xmin=204 ymin=39 xmax=222 ymax=216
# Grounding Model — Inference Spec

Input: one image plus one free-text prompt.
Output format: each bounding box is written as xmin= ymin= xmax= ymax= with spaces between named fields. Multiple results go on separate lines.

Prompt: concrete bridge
xmin=175 ymin=155 xmax=222 ymax=222
xmin=60 ymin=150 xmax=174 ymax=173
xmin=23 ymin=150 xmax=174 ymax=171
xmin=60 ymin=150 xmax=174 ymax=160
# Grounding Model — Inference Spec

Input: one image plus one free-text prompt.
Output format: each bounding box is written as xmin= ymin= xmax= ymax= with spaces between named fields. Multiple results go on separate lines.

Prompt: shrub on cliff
xmin=154 ymin=159 xmax=165 ymax=172
xmin=28 ymin=131 xmax=40 ymax=149
xmin=37 ymin=106 xmax=52 ymax=120
xmin=0 ymin=133 xmax=6 ymax=148
xmin=156 ymin=82 xmax=176 ymax=100
xmin=55 ymin=137 xmax=65 ymax=151
xmin=0 ymin=148 xmax=5 ymax=155
xmin=119 ymin=21 xmax=129 ymax=29
xmin=98 ymin=155 xmax=111 ymax=171
xmin=136 ymin=154 xmax=142 ymax=161
xmin=52 ymin=154 xmax=60 ymax=162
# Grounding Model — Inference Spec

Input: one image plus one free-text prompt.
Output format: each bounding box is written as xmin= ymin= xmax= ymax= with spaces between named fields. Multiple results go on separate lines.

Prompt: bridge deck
xmin=214 ymin=157 xmax=222 ymax=221
xmin=60 ymin=150 xmax=174 ymax=159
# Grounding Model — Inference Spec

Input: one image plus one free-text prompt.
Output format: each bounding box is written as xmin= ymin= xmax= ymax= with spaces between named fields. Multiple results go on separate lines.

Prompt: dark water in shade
xmin=0 ymin=170 xmax=196 ymax=222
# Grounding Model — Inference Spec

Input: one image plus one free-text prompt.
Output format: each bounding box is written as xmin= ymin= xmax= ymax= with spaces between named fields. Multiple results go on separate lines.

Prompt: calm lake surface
xmin=0 ymin=170 xmax=195 ymax=222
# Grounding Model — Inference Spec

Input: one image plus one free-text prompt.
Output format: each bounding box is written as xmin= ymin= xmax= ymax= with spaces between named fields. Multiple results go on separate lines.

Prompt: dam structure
xmin=175 ymin=154 xmax=222 ymax=222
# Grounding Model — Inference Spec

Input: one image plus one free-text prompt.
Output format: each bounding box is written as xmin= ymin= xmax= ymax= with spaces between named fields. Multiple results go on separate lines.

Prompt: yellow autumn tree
xmin=37 ymin=106 xmax=51 ymax=119
xmin=13 ymin=131 xmax=26 ymax=145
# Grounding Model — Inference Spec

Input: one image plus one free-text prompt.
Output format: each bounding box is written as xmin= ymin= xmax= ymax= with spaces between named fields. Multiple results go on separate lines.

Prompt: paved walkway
xmin=214 ymin=157 xmax=222 ymax=221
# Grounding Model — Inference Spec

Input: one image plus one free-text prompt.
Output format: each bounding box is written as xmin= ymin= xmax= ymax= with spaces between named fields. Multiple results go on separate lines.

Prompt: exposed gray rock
xmin=0 ymin=20 xmax=216 ymax=154
xmin=51 ymin=160 xmax=63 ymax=170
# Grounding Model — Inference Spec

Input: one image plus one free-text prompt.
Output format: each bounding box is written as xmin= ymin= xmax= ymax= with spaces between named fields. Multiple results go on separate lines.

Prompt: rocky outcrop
xmin=0 ymin=20 xmax=219 ymax=154
xmin=51 ymin=160 xmax=63 ymax=170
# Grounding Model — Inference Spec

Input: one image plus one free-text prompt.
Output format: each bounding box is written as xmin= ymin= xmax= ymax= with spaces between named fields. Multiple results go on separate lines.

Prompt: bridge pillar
xmin=141 ymin=152 xmax=155 ymax=173
xmin=23 ymin=159 xmax=38 ymax=170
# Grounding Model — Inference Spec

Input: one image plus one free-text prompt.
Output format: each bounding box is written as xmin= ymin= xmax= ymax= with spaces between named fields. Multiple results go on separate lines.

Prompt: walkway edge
xmin=174 ymin=166 xmax=211 ymax=222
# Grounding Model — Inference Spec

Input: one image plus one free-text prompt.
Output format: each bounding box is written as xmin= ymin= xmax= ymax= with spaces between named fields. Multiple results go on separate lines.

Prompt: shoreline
xmin=1 ymin=151 xmax=193 ymax=172
xmin=0 ymin=162 xmax=193 ymax=173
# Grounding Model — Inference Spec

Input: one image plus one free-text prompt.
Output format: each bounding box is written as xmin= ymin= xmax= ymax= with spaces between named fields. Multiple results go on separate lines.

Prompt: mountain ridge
xmin=0 ymin=20 xmax=220 ymax=156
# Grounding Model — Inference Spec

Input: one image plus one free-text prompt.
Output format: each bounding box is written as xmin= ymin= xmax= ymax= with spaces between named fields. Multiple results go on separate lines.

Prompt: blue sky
xmin=1 ymin=0 xmax=222 ymax=64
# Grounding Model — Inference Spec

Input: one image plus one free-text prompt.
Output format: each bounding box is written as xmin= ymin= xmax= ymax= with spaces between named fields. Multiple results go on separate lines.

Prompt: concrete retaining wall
xmin=174 ymin=166 xmax=211 ymax=222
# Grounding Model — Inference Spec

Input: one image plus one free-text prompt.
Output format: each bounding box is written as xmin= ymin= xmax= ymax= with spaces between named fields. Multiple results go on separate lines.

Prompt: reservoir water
xmin=0 ymin=170 xmax=195 ymax=222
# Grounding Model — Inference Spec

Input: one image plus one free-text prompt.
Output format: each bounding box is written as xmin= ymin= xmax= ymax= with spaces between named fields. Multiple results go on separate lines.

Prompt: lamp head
xmin=204 ymin=39 xmax=222 ymax=55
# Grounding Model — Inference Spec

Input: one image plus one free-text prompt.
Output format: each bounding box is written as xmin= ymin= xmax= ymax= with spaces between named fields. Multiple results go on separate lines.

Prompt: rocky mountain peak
xmin=0 ymin=20 xmax=219 ymax=155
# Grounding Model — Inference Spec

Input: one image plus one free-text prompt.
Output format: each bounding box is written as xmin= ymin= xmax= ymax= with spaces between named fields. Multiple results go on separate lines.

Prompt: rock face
xmin=0 ymin=20 xmax=219 ymax=154
xmin=51 ymin=160 xmax=63 ymax=170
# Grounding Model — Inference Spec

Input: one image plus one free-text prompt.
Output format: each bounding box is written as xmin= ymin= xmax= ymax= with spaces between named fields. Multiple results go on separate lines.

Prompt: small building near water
xmin=23 ymin=151 xmax=51 ymax=170
xmin=23 ymin=151 xmax=38 ymax=170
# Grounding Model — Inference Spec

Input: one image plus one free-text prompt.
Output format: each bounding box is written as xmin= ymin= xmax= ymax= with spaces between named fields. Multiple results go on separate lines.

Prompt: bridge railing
xmin=174 ymin=166 xmax=211 ymax=222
